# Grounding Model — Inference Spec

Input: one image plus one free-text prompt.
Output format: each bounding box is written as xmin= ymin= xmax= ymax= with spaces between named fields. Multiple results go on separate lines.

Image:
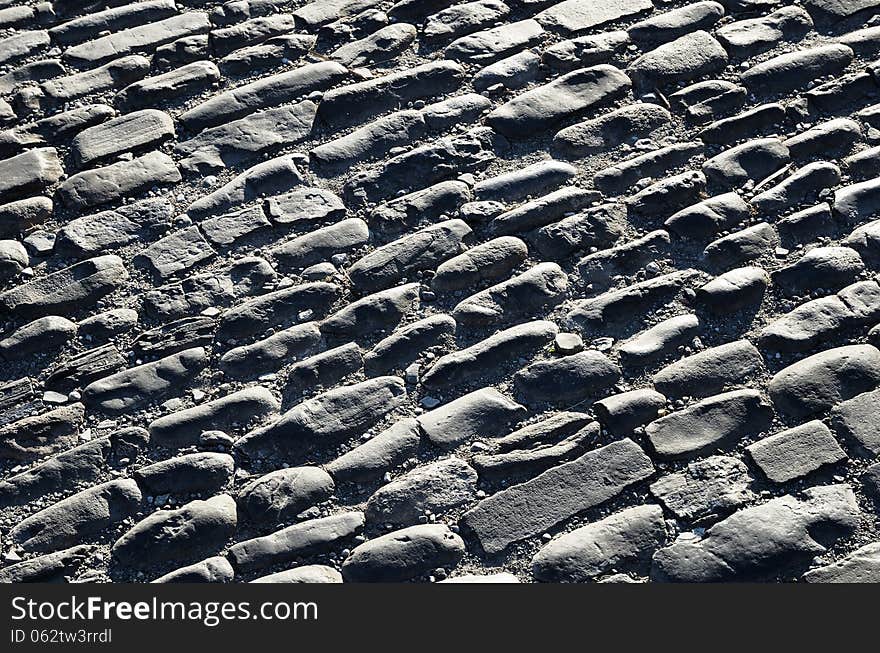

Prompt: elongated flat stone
xmin=72 ymin=109 xmax=175 ymax=168
xmin=11 ymin=479 xmax=142 ymax=553
xmin=56 ymin=151 xmax=181 ymax=211
xmin=176 ymin=101 xmax=317 ymax=174
xmin=180 ymin=62 xmax=346 ymax=132
xmin=111 ymin=494 xmax=236 ymax=569
xmin=0 ymin=403 xmax=84 ymax=462
xmin=149 ymin=386 xmax=280 ymax=447
xmin=460 ymin=439 xmax=654 ymax=554
xmin=55 ymin=198 xmax=173 ymax=257
xmin=234 ymin=377 xmax=406 ymax=456
xmin=64 ymin=12 xmax=212 ymax=67
xmin=117 ymin=60 xmax=220 ymax=111
xmin=0 ymin=148 xmax=64 ymax=204
xmin=536 ymin=0 xmax=654 ymax=34
xmin=228 ymin=512 xmax=364 ymax=573
xmin=348 ymin=220 xmax=472 ymax=293
xmin=135 ymin=225 xmax=215 ymax=279
xmin=646 ymin=389 xmax=775 ymax=460
xmin=0 ymin=255 xmax=127 ymax=318
xmin=421 ymin=320 xmax=558 ymax=387
xmin=82 ymin=347 xmax=208 ymax=414
xmin=487 ymin=65 xmax=631 ymax=138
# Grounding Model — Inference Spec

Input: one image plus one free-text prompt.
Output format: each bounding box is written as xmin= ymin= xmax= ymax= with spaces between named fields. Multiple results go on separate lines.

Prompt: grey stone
xmin=82 ymin=347 xmax=208 ymax=415
xmin=460 ymin=438 xmax=654 ymax=554
xmin=341 ymin=523 xmax=465 ymax=582
xmin=487 ymin=65 xmax=631 ymax=138
xmin=11 ymin=479 xmax=142 ymax=553
xmin=650 ymin=456 xmax=755 ymax=522
xmin=417 ymin=387 xmax=526 ymax=449
xmin=238 ymin=466 xmax=335 ymax=525
xmin=365 ymin=457 xmax=477 ymax=528
xmin=421 ymin=320 xmax=558 ymax=387
xmin=747 ymin=421 xmax=846 ymax=483
xmin=646 ymin=389 xmax=774 ymax=460
xmin=234 ymin=377 xmax=406 ymax=456
xmin=112 ymin=494 xmax=237 ymax=569
xmin=532 ymin=505 xmax=666 ymax=581
xmin=769 ymin=345 xmax=880 ymax=421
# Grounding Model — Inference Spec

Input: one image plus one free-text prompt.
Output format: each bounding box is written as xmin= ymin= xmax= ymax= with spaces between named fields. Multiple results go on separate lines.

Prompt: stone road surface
xmin=2 ymin=0 xmax=880 ymax=583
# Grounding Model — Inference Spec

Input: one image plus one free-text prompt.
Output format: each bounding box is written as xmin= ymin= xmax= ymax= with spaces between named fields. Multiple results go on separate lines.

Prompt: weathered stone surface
xmin=0 ymin=316 xmax=76 ymax=359
xmin=490 ymin=186 xmax=599 ymax=234
xmin=181 ymin=62 xmax=346 ymax=132
xmin=0 ymin=148 xmax=63 ymax=203
xmin=830 ymin=388 xmax=880 ymax=456
xmin=652 ymin=485 xmax=859 ymax=581
xmin=342 ymin=523 xmax=464 ymax=582
xmin=487 ymin=65 xmax=631 ymax=138
xmin=148 ymin=387 xmax=280 ymax=447
xmin=567 ymin=270 xmax=700 ymax=329
xmin=446 ymin=19 xmax=544 ymax=65
xmin=421 ymin=320 xmax=558 ymax=387
xmin=112 ymin=494 xmax=237 ymax=569
xmin=0 ymin=437 xmax=110 ymax=508
xmin=452 ymin=263 xmax=568 ymax=326
xmin=365 ymin=458 xmax=477 ymax=529
xmin=594 ymin=142 xmax=704 ymax=196
xmin=234 ymin=377 xmax=406 ymax=456
xmin=769 ymin=345 xmax=880 ymax=421
xmin=82 ymin=348 xmax=208 ymax=414
xmin=696 ymin=267 xmax=769 ymax=313
xmin=363 ymin=315 xmax=456 ymax=374
xmin=64 ymin=12 xmax=211 ymax=66
xmin=317 ymin=61 xmax=463 ymax=128
xmin=11 ymin=479 xmax=142 ymax=553
xmin=0 ymin=255 xmax=127 ymax=319
xmin=772 ymin=247 xmax=863 ymax=297
xmin=135 ymin=453 xmax=234 ymax=495
xmin=265 ymin=187 xmax=345 ymax=227
xmin=535 ymin=0 xmax=653 ymax=34
xmin=186 ymin=155 xmax=303 ymax=220
xmin=228 ymin=511 xmax=364 ymax=573
xmin=217 ymin=282 xmax=340 ymax=342
xmin=650 ymin=456 xmax=755 ymax=522
xmin=176 ymin=101 xmax=317 ymax=174
xmin=717 ymin=6 xmax=812 ymax=58
xmin=0 ymin=545 xmax=96 ymax=583
xmin=651 ymin=340 xmax=764 ymax=399
xmin=152 ymin=556 xmax=234 ymax=583
xmin=702 ymin=139 xmax=790 ymax=189
xmin=348 ymin=220 xmax=472 ymax=293
xmin=56 ymin=198 xmax=173 ymax=258
xmin=321 ymin=283 xmax=420 ymax=341
xmin=628 ymin=31 xmax=728 ymax=90
xmin=371 ymin=181 xmax=472 ymax=234
xmin=238 ymin=466 xmax=335 ymax=525
xmin=56 ymin=151 xmax=181 ymax=211
xmin=72 ymin=110 xmax=174 ymax=168
xmin=135 ymin=226 xmax=216 ymax=280
xmin=513 ymin=351 xmax=620 ymax=404
xmin=532 ymin=505 xmax=665 ymax=582
xmin=460 ymin=439 xmax=654 ymax=554
xmin=803 ymin=542 xmax=880 ymax=583
xmin=325 ymin=418 xmax=421 ymax=483
xmin=747 ymin=421 xmax=846 ymax=483
xmin=554 ymin=103 xmax=671 ymax=158
xmin=619 ymin=314 xmax=701 ymax=366
xmin=741 ymin=44 xmax=853 ymax=96
xmin=646 ymin=389 xmax=774 ymax=460
xmin=251 ymin=565 xmax=342 ymax=583
xmin=417 ymin=388 xmax=526 ymax=449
